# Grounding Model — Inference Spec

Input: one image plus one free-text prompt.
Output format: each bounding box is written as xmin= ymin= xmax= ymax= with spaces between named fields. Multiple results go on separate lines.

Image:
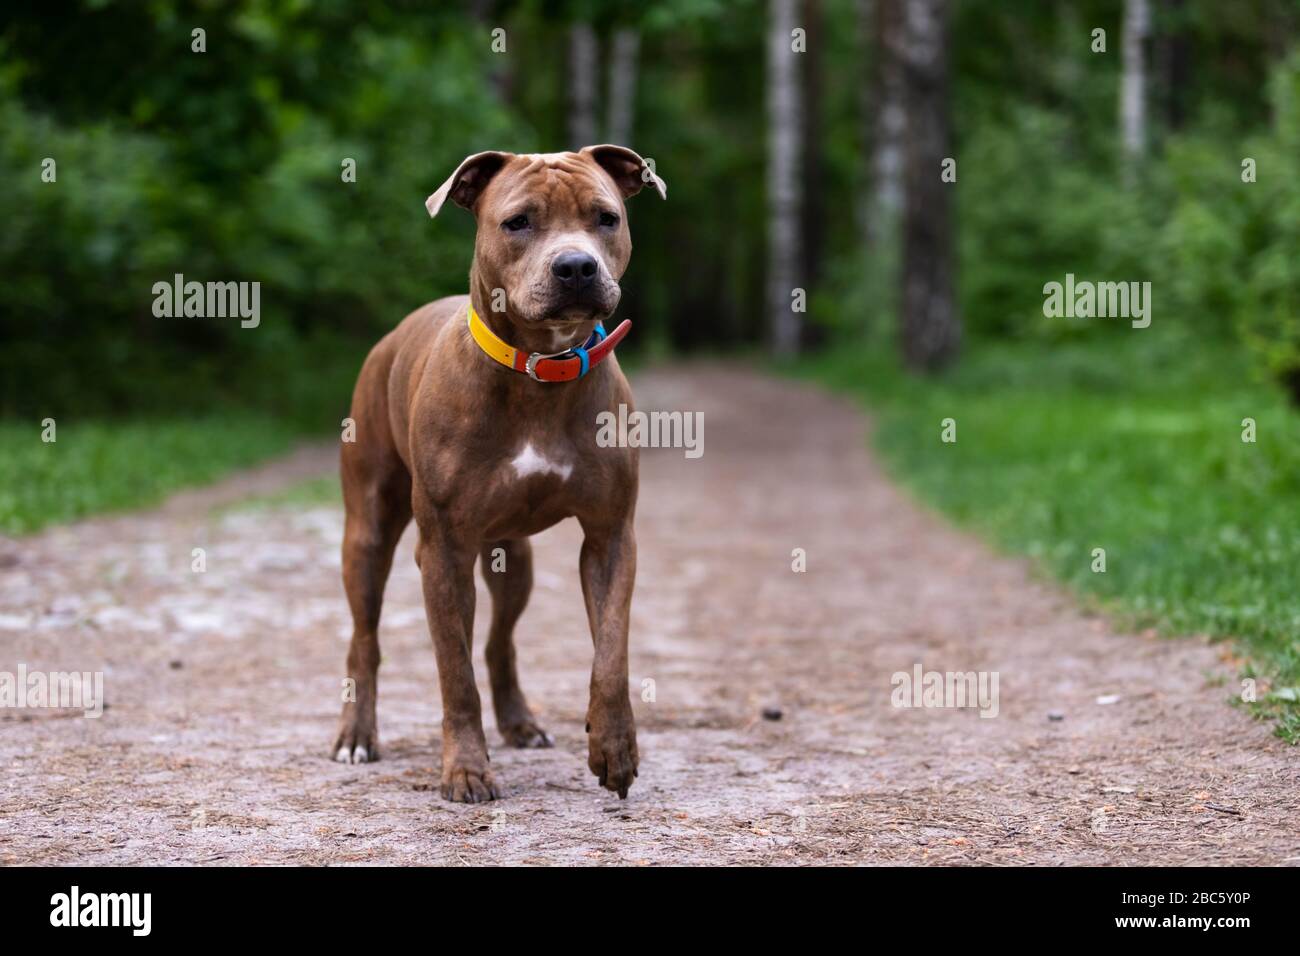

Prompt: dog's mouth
xmin=536 ymin=305 xmax=602 ymax=325
xmin=534 ymin=296 xmax=617 ymax=325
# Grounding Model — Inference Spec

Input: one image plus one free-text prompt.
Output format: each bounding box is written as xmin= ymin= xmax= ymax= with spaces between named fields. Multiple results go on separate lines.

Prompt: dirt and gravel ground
xmin=1 ymin=365 xmax=1296 ymax=865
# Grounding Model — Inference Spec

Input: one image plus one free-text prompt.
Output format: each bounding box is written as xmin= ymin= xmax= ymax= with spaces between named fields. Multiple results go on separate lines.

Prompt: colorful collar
xmin=466 ymin=304 xmax=631 ymax=382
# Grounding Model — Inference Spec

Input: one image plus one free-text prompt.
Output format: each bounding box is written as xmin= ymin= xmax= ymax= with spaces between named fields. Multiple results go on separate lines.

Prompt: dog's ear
xmin=425 ymin=151 xmax=511 ymax=217
xmin=582 ymin=145 xmax=667 ymax=201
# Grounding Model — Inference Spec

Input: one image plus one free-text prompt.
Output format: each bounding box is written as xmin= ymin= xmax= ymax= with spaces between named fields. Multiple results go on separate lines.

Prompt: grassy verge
xmin=0 ymin=416 xmax=307 ymax=535
xmin=795 ymin=330 xmax=1300 ymax=742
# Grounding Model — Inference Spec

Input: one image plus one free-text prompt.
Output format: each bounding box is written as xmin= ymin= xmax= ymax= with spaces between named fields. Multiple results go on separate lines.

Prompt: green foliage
xmin=0 ymin=0 xmax=804 ymax=416
xmin=10 ymin=0 xmax=1293 ymax=404
xmin=955 ymin=106 xmax=1129 ymax=340
xmin=874 ymin=5 xmax=1300 ymax=376
xmin=0 ymin=416 xmax=301 ymax=534
xmin=948 ymin=101 xmax=1294 ymax=347
xmin=0 ymin=1 xmax=523 ymax=421
xmin=1233 ymin=54 xmax=1300 ymax=400
xmin=797 ymin=328 xmax=1300 ymax=741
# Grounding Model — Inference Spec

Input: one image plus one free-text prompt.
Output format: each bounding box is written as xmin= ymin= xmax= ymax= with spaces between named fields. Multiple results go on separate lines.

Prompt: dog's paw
xmin=440 ymin=764 xmax=502 ymax=803
xmin=332 ymin=706 xmax=378 ymax=764
xmin=587 ymin=719 xmax=639 ymax=799
xmin=499 ymin=717 xmax=555 ymax=749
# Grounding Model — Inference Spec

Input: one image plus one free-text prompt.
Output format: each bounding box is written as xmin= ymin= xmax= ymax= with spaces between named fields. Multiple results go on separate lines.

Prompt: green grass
xmin=0 ymin=416 xmax=305 ymax=534
xmin=795 ymin=329 xmax=1300 ymax=742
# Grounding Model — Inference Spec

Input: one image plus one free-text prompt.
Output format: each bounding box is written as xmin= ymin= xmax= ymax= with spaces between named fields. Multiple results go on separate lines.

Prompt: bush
xmin=1233 ymin=54 xmax=1300 ymax=403
xmin=0 ymin=14 xmax=521 ymax=424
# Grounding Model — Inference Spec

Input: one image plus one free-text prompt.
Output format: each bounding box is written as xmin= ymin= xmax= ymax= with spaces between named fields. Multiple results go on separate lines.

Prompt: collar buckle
xmin=525 ymin=352 xmax=546 ymax=381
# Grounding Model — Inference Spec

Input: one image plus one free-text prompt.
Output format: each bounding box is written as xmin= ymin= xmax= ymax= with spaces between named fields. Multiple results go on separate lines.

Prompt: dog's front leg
xmin=416 ymin=524 xmax=500 ymax=803
xmin=579 ymin=517 xmax=638 ymax=798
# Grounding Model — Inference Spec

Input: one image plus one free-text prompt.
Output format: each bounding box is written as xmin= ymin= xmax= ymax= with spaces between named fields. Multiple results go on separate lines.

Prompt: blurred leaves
xmin=1 ymin=0 xmax=1298 ymax=416
xmin=0 ymin=0 xmax=524 ymax=420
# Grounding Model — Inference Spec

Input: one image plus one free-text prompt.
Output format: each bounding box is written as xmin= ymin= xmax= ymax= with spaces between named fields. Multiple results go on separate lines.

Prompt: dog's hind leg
xmin=480 ymin=538 xmax=553 ymax=748
xmin=333 ymin=379 xmax=412 ymax=764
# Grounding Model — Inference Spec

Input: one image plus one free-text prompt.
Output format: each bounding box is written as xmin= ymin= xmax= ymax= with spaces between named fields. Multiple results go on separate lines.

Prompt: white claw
xmin=335 ymin=746 xmax=351 ymax=763
xmin=354 ymin=746 xmax=369 ymax=763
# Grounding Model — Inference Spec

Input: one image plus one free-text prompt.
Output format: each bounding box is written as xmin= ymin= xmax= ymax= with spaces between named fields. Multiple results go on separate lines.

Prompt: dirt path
xmin=1 ymin=366 xmax=1296 ymax=865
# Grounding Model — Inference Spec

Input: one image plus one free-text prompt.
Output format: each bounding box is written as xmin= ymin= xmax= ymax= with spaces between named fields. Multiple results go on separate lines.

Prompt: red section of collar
xmin=515 ymin=319 xmax=632 ymax=382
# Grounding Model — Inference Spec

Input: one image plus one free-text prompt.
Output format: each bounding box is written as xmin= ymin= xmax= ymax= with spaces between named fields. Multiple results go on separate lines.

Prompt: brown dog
xmin=332 ymin=146 xmax=666 ymax=802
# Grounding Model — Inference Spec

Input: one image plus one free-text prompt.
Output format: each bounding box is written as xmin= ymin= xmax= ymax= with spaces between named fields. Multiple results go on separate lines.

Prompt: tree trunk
xmin=899 ymin=0 xmax=959 ymax=372
xmin=1120 ymin=0 xmax=1150 ymax=169
xmin=471 ymin=0 xmax=512 ymax=107
xmin=855 ymin=0 xmax=875 ymax=244
xmin=568 ymin=23 xmax=599 ymax=149
xmin=1157 ymin=0 xmax=1189 ymax=131
xmin=870 ymin=0 xmax=906 ymax=244
xmin=801 ymin=0 xmax=825 ymax=328
xmin=767 ymin=0 xmax=803 ymax=357
xmin=605 ymin=28 xmax=640 ymax=146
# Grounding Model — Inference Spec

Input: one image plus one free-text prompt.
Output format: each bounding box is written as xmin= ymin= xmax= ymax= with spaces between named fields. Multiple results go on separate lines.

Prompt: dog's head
xmin=426 ymin=147 xmax=665 ymax=335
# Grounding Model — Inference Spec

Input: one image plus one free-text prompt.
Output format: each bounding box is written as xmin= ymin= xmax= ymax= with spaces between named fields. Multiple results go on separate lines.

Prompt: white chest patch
xmin=510 ymin=442 xmax=573 ymax=481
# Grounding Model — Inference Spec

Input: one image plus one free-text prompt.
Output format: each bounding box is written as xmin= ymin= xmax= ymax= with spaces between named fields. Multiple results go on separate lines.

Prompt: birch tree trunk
xmin=1120 ymin=0 xmax=1150 ymax=169
xmin=899 ymin=0 xmax=959 ymax=371
xmin=605 ymin=28 xmax=640 ymax=146
xmin=767 ymin=0 xmax=803 ymax=357
xmin=568 ymin=23 xmax=599 ymax=149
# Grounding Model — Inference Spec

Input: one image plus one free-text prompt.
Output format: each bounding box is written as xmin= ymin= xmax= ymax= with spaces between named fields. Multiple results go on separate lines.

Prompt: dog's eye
xmin=503 ymin=214 xmax=529 ymax=232
xmin=598 ymin=211 xmax=620 ymax=228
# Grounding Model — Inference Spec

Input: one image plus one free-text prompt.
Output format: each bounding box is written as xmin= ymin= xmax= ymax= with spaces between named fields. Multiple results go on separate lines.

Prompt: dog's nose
xmin=551 ymin=251 xmax=598 ymax=292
